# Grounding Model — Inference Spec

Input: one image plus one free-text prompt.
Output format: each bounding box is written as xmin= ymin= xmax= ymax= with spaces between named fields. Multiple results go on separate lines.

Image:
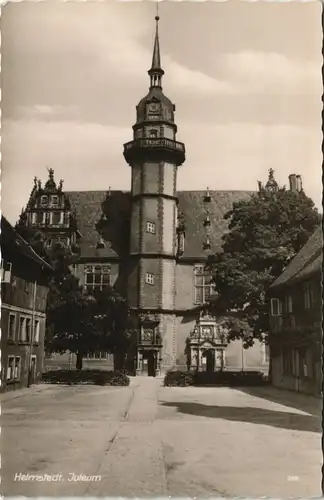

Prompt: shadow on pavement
xmin=237 ymin=386 xmax=321 ymax=417
xmin=162 ymin=402 xmax=321 ymax=433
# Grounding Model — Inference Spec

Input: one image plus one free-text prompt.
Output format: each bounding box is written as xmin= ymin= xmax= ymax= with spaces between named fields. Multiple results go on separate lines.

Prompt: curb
xmin=1 ymin=384 xmax=55 ymax=403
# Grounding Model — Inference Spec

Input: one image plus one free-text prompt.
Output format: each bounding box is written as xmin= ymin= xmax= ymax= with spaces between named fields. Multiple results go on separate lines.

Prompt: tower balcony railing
xmin=124 ymin=137 xmax=185 ymax=152
xmin=123 ymin=137 xmax=185 ymax=166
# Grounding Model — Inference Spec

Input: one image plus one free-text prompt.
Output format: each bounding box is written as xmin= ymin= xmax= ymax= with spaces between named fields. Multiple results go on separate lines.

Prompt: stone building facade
xmin=1 ymin=217 xmax=53 ymax=391
xmin=20 ymin=17 xmax=273 ymax=376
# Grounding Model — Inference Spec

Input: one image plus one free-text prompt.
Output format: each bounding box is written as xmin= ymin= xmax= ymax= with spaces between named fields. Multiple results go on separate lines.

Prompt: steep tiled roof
xmin=1 ymin=216 xmax=53 ymax=271
xmin=66 ymin=190 xmax=131 ymax=259
xmin=66 ymin=189 xmax=254 ymax=260
xmin=177 ymin=190 xmax=254 ymax=259
xmin=271 ymin=225 xmax=322 ymax=289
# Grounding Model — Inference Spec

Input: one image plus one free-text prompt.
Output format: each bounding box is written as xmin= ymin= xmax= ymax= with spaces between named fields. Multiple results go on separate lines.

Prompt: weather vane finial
xmin=156 ymin=2 xmax=159 ymax=20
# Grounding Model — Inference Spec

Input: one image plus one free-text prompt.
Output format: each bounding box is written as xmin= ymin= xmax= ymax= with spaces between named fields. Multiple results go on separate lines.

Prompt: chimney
xmin=296 ymin=175 xmax=303 ymax=192
xmin=289 ymin=174 xmax=297 ymax=193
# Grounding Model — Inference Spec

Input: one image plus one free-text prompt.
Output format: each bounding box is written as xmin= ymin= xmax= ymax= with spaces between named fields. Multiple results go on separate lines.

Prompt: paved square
xmin=2 ymin=378 xmax=321 ymax=497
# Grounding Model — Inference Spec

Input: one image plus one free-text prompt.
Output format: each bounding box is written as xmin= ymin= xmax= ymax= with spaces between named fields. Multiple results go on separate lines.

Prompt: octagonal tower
xmin=123 ymin=15 xmax=185 ymax=376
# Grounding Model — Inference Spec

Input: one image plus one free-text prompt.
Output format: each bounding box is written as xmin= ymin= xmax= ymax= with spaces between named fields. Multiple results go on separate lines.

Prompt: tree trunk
xmin=268 ymin=355 xmax=273 ymax=384
xmin=76 ymin=351 xmax=83 ymax=370
xmin=114 ymin=352 xmax=125 ymax=371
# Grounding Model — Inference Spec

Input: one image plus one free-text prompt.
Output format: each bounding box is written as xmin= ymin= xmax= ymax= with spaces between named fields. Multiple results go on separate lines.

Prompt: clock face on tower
xmin=146 ymin=102 xmax=161 ymax=119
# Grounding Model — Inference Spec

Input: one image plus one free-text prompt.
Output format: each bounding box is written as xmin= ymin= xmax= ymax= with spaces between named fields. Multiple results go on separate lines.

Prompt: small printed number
xmin=287 ymin=476 xmax=299 ymax=482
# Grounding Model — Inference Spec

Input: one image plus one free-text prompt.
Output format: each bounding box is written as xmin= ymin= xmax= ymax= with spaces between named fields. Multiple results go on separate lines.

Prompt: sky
xmin=1 ymin=0 xmax=322 ymax=224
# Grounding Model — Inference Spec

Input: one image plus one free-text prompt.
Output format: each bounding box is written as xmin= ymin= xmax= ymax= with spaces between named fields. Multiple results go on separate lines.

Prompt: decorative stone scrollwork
xmin=201 ymin=325 xmax=213 ymax=340
xmin=190 ymin=325 xmax=199 ymax=340
xmin=142 ymin=328 xmax=154 ymax=342
xmin=199 ymin=311 xmax=216 ymax=321
xmin=139 ymin=311 xmax=160 ymax=324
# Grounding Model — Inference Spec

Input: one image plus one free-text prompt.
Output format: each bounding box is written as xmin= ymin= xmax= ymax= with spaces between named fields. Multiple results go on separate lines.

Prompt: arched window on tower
xmin=149 ymin=129 xmax=158 ymax=138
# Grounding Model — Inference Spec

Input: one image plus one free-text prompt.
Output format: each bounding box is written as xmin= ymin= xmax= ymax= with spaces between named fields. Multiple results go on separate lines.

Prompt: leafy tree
xmin=207 ymin=176 xmax=320 ymax=348
xmin=92 ymin=287 xmax=137 ymax=370
xmin=15 ymin=208 xmax=135 ymax=370
xmin=46 ymin=283 xmax=136 ymax=371
xmin=46 ymin=274 xmax=98 ymax=370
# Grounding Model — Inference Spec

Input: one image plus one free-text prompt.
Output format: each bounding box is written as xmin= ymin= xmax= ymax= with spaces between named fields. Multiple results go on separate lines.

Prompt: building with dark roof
xmin=269 ymin=226 xmax=322 ymax=396
xmin=19 ymin=16 xmax=300 ymax=376
xmin=1 ymin=217 xmax=53 ymax=392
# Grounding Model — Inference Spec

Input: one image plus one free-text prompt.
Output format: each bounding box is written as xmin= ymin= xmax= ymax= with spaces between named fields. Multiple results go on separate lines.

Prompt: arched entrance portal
xmin=202 ymin=349 xmax=215 ymax=373
xmin=135 ymin=312 xmax=162 ymax=377
xmin=141 ymin=350 xmax=157 ymax=377
xmin=187 ymin=312 xmax=228 ymax=372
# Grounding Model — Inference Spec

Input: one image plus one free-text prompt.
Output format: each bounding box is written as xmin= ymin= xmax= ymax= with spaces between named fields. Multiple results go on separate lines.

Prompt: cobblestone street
xmin=2 ymin=378 xmax=321 ymax=497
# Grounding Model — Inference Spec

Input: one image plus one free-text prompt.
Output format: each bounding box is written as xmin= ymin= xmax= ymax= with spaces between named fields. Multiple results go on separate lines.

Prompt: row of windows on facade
xmin=83 ymin=264 xmax=213 ymax=305
xmin=38 ymin=195 xmax=62 ymax=208
xmin=270 ymin=282 xmax=315 ymax=317
xmin=31 ymin=211 xmax=69 ymax=225
xmin=282 ymin=347 xmax=312 ymax=379
xmin=6 ymin=354 xmax=37 ymax=382
xmin=143 ymin=265 xmax=213 ymax=304
xmin=8 ymin=313 xmax=40 ymax=343
xmin=46 ymin=351 xmax=113 ymax=361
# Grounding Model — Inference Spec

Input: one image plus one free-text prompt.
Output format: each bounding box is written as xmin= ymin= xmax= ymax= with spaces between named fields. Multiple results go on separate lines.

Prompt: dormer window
xmin=204 ymin=188 xmax=211 ymax=203
xmin=40 ymin=195 xmax=48 ymax=207
xmin=204 ymin=210 xmax=211 ymax=227
xmin=96 ymin=236 xmax=105 ymax=249
xmin=177 ymin=233 xmax=185 ymax=256
xmin=203 ymin=235 xmax=211 ymax=250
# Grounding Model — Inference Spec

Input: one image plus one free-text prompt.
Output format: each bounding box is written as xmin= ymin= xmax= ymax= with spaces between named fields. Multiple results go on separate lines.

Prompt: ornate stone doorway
xmin=136 ymin=312 xmax=162 ymax=377
xmin=188 ymin=312 xmax=227 ymax=372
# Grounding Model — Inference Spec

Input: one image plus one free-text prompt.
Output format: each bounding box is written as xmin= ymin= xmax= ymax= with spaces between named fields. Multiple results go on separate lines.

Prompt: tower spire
xmin=148 ymin=11 xmax=164 ymax=89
